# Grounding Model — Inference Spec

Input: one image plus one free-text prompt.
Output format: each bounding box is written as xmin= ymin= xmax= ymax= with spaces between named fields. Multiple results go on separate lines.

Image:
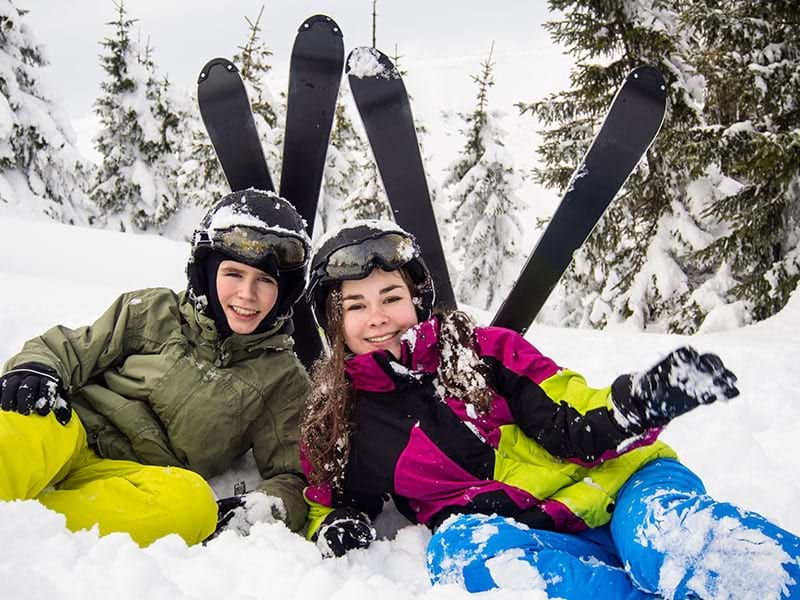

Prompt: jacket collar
xmin=177 ymin=290 xmax=294 ymax=362
xmin=345 ymin=317 xmax=441 ymax=392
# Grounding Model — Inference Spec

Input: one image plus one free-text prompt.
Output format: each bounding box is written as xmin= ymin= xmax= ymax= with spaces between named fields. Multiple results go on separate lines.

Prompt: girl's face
xmin=216 ymin=260 xmax=278 ymax=334
xmin=340 ymin=268 xmax=418 ymax=358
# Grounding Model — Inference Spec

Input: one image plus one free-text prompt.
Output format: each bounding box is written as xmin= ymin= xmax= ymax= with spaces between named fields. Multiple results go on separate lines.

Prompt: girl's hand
xmin=613 ymin=347 xmax=739 ymax=430
xmin=315 ymin=508 xmax=376 ymax=557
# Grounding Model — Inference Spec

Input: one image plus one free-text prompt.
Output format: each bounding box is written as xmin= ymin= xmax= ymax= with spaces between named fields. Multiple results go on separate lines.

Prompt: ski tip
xmin=297 ymin=14 xmax=343 ymax=38
xmin=197 ymin=57 xmax=238 ymax=85
xmin=345 ymin=47 xmax=398 ymax=80
xmin=628 ymin=65 xmax=668 ymax=99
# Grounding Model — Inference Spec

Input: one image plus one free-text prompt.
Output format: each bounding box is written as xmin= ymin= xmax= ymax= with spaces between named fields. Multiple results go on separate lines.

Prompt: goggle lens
xmin=205 ymin=227 xmax=307 ymax=269
xmin=324 ymin=233 xmax=416 ymax=280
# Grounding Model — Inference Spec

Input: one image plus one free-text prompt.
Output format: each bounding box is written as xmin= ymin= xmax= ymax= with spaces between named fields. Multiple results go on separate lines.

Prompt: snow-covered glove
xmin=314 ymin=508 xmax=376 ymax=558
xmin=0 ymin=363 xmax=71 ymax=425
xmin=612 ymin=346 xmax=739 ymax=430
xmin=213 ymin=492 xmax=287 ymax=537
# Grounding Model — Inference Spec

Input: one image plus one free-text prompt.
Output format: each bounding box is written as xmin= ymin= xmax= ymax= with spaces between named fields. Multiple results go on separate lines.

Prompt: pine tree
xmin=0 ymin=0 xmax=94 ymax=223
xmin=340 ymin=156 xmax=392 ymax=222
xmin=233 ymin=6 xmax=282 ymax=180
xmin=321 ymin=94 xmax=363 ymax=233
xmin=175 ymin=120 xmax=228 ymax=211
xmin=528 ymin=0 xmax=800 ymax=332
xmin=444 ymin=45 xmax=525 ymax=311
xmin=91 ymin=1 xmax=182 ymax=232
xmin=524 ymin=0 xmax=709 ymax=331
xmin=678 ymin=1 xmax=800 ymax=329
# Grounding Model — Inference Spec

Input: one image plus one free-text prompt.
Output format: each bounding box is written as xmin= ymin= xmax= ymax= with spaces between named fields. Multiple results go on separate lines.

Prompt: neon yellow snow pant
xmin=0 ymin=410 xmax=217 ymax=546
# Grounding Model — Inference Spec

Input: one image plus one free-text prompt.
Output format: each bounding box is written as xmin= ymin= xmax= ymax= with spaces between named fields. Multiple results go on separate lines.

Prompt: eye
xmin=259 ymin=276 xmax=277 ymax=285
xmin=224 ymin=271 xmax=242 ymax=278
xmin=344 ymin=302 xmax=364 ymax=312
xmin=384 ymin=295 xmax=402 ymax=304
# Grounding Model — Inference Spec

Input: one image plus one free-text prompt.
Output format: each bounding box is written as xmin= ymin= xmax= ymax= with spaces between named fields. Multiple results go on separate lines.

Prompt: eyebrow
xmin=342 ymin=284 xmax=403 ymax=302
xmin=220 ymin=265 xmax=273 ymax=279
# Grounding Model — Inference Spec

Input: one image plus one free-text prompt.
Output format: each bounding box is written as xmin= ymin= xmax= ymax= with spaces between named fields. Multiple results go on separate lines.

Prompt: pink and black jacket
xmin=303 ymin=317 xmax=676 ymax=538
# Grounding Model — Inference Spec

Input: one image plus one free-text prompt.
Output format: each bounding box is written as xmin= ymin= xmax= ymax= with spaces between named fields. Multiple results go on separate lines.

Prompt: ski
xmin=491 ymin=65 xmax=669 ymax=333
xmin=278 ymin=15 xmax=344 ymax=369
xmin=197 ymin=57 xmax=274 ymax=192
xmin=347 ymin=47 xmax=457 ymax=312
xmin=280 ymin=14 xmax=344 ymax=235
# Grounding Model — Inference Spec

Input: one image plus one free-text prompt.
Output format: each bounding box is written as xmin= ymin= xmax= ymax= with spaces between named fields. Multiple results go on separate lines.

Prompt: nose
xmin=238 ymin=277 xmax=258 ymax=300
xmin=366 ymin=304 xmax=389 ymax=327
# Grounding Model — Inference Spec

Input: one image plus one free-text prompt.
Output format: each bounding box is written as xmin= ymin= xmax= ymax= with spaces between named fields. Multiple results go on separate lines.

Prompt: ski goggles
xmin=317 ymin=232 xmax=417 ymax=282
xmin=194 ymin=226 xmax=308 ymax=270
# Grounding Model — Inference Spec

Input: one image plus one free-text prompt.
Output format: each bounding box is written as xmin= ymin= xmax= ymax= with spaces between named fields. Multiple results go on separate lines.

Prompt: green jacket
xmin=3 ymin=287 xmax=309 ymax=532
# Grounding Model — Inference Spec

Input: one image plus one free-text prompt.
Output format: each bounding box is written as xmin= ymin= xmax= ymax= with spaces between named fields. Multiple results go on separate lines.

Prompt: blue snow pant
xmin=427 ymin=459 xmax=800 ymax=598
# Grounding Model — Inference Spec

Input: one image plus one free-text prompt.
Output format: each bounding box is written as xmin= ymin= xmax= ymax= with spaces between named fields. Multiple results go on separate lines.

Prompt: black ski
xmin=279 ymin=15 xmax=344 ymax=369
xmin=280 ymin=14 xmax=344 ymax=235
xmin=347 ymin=47 xmax=457 ymax=311
xmin=491 ymin=65 xmax=668 ymax=333
xmin=197 ymin=57 xmax=274 ymax=192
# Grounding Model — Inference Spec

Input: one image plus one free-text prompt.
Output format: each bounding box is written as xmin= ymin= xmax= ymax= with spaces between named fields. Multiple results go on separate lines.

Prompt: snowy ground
xmin=1 ymin=214 xmax=799 ymax=599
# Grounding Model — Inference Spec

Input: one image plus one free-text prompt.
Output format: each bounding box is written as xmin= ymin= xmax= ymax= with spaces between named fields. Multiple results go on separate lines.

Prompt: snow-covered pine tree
xmin=91 ymin=1 xmax=182 ymax=232
xmin=0 ymin=0 xmax=94 ymax=223
xmin=525 ymin=0 xmax=710 ymax=332
xmin=677 ymin=1 xmax=800 ymax=329
xmin=175 ymin=117 xmax=228 ymax=211
xmin=320 ymin=94 xmax=363 ymax=233
xmin=233 ymin=6 xmax=282 ymax=180
xmin=443 ymin=45 xmax=525 ymax=311
xmin=340 ymin=155 xmax=391 ymax=222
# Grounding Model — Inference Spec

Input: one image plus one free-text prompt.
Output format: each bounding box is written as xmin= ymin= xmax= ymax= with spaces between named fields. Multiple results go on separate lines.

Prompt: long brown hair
xmin=301 ymin=286 xmax=354 ymax=486
xmin=300 ymin=270 xmax=494 ymax=486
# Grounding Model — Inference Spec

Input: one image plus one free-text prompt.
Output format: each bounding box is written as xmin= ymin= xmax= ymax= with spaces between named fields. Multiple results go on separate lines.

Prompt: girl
xmin=0 ymin=189 xmax=311 ymax=546
xmin=299 ymin=220 xmax=800 ymax=598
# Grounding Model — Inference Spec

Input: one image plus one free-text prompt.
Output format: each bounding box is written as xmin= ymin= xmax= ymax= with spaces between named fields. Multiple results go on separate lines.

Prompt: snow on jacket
xmin=3 ymin=287 xmax=309 ymax=532
xmin=303 ymin=317 xmax=677 ymax=538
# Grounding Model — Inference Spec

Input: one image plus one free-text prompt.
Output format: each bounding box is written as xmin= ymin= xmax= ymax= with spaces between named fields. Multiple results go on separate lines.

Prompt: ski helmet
xmin=307 ymin=220 xmax=434 ymax=331
xmin=187 ymin=189 xmax=311 ymax=330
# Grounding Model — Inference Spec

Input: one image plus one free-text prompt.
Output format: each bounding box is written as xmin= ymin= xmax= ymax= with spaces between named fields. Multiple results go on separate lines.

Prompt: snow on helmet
xmin=187 ymin=189 xmax=311 ymax=324
xmin=307 ymin=220 xmax=434 ymax=331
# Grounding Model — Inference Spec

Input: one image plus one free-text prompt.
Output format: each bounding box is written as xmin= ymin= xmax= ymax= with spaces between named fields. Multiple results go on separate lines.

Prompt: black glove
xmin=612 ymin=346 xmax=739 ymax=430
xmin=205 ymin=493 xmax=287 ymax=542
xmin=0 ymin=362 xmax=71 ymax=425
xmin=216 ymin=495 xmax=246 ymax=530
xmin=314 ymin=508 xmax=376 ymax=557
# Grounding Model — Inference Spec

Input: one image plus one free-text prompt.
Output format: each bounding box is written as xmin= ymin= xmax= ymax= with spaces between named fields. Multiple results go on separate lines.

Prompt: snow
xmin=2 ymin=214 xmax=800 ymax=598
xmin=347 ymin=47 xmax=395 ymax=79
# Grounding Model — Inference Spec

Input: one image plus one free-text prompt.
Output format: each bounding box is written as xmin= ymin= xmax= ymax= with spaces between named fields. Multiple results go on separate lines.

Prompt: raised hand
xmin=613 ymin=346 xmax=739 ymax=429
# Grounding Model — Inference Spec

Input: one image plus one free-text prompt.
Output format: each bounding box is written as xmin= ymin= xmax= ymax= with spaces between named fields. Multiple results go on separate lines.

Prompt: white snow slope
xmin=1 ymin=215 xmax=799 ymax=599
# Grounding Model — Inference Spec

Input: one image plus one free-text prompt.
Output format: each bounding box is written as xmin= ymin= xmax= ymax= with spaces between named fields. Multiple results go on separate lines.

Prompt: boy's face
xmin=215 ymin=260 xmax=278 ymax=334
xmin=340 ymin=268 xmax=418 ymax=359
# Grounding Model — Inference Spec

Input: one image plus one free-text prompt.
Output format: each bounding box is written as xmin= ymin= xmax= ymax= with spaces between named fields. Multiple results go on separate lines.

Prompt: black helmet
xmin=187 ymin=189 xmax=311 ymax=330
xmin=307 ymin=220 xmax=434 ymax=331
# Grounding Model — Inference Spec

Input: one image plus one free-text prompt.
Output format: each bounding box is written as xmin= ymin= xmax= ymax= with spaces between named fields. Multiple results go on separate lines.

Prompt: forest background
xmin=2 ymin=0 xmax=798 ymax=333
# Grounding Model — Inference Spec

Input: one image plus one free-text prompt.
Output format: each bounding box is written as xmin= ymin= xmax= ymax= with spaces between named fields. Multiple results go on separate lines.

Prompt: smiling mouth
xmin=365 ymin=332 xmax=397 ymax=343
xmin=231 ymin=306 xmax=259 ymax=317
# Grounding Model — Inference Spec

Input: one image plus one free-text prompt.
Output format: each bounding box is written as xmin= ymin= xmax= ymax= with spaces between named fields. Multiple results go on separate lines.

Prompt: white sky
xmin=18 ymin=1 xmax=563 ymax=119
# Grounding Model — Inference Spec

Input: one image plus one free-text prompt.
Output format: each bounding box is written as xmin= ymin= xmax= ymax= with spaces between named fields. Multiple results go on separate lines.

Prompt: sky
xmin=18 ymin=1 xmax=565 ymax=119
xmin=1 ymin=213 xmax=800 ymax=599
